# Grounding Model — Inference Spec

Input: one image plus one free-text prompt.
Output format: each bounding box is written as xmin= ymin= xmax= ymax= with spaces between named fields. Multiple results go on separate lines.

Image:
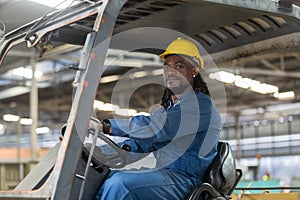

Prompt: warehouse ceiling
xmin=1 ymin=0 xmax=300 ymax=132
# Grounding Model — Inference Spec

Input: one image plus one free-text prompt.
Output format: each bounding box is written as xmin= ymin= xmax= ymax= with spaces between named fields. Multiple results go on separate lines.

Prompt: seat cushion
xmin=204 ymin=142 xmax=237 ymax=195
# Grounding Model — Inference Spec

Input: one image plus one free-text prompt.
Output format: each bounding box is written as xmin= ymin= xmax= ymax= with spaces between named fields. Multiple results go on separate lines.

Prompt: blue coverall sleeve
xmin=110 ymin=107 xmax=175 ymax=142
xmin=109 ymin=93 xmax=212 ymax=154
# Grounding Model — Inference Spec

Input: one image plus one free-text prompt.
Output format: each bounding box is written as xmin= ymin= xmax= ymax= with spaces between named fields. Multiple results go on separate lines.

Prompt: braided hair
xmin=161 ymin=73 xmax=210 ymax=109
xmin=193 ymin=73 xmax=210 ymax=96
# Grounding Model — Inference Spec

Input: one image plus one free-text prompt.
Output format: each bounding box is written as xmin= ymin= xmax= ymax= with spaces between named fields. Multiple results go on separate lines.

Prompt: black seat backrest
xmin=204 ymin=141 xmax=237 ymax=196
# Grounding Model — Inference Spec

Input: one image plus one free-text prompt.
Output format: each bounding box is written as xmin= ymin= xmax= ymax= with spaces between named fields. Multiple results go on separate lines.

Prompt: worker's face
xmin=163 ymin=55 xmax=198 ymax=95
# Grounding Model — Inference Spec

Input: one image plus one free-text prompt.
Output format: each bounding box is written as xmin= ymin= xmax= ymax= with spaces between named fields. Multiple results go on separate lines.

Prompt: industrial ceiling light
xmin=250 ymin=82 xmax=278 ymax=94
xmin=115 ymin=108 xmax=137 ymax=117
xmin=36 ymin=127 xmax=50 ymax=134
xmin=93 ymin=100 xmax=105 ymax=109
xmin=134 ymin=112 xmax=150 ymax=116
xmin=234 ymin=75 xmax=252 ymax=89
xmin=273 ymin=91 xmax=295 ymax=100
xmin=3 ymin=114 xmax=20 ymax=122
xmin=9 ymin=67 xmax=43 ymax=79
xmin=93 ymin=100 xmax=150 ymax=117
xmin=0 ymin=124 xmax=5 ymax=135
xmin=152 ymin=69 xmax=163 ymax=76
xmin=93 ymin=100 xmax=120 ymax=112
xmin=209 ymin=71 xmax=288 ymax=95
xmin=209 ymin=71 xmax=235 ymax=84
xmin=100 ymin=75 xmax=120 ymax=83
xmin=20 ymin=118 xmax=33 ymax=125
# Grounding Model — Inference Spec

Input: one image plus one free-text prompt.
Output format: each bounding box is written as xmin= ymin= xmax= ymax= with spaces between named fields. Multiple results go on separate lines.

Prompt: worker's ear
xmin=192 ymin=67 xmax=198 ymax=77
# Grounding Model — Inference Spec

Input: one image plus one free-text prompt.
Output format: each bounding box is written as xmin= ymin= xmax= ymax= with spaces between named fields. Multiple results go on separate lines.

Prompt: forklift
xmin=0 ymin=0 xmax=299 ymax=199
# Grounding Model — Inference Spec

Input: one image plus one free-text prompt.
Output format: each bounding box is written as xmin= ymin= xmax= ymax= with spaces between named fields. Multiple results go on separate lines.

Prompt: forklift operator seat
xmin=188 ymin=141 xmax=242 ymax=200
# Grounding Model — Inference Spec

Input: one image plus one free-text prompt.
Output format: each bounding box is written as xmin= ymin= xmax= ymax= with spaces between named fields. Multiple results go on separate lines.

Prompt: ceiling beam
xmin=214 ymin=51 xmax=300 ymax=66
xmin=211 ymin=32 xmax=300 ymax=64
xmin=230 ymin=68 xmax=300 ymax=79
xmin=260 ymin=59 xmax=280 ymax=71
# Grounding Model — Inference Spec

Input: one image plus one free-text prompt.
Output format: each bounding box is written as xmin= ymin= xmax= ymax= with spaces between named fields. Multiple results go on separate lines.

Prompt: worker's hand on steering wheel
xmin=58 ymin=117 xmax=129 ymax=168
xmin=101 ymin=119 xmax=112 ymax=135
xmin=59 ymin=118 xmax=111 ymax=141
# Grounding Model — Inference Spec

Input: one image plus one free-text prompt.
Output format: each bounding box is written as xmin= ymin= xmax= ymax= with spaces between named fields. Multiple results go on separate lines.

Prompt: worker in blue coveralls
xmin=95 ymin=37 xmax=222 ymax=200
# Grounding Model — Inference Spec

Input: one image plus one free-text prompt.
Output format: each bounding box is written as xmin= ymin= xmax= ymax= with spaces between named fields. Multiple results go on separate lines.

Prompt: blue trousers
xmin=95 ymin=168 xmax=200 ymax=200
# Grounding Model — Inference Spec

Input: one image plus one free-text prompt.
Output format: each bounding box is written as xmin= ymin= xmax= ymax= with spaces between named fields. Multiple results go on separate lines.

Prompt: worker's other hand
xmin=59 ymin=124 xmax=67 ymax=141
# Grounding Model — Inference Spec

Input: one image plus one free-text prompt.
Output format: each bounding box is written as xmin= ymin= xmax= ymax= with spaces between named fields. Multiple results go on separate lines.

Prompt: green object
xmin=233 ymin=180 xmax=281 ymax=194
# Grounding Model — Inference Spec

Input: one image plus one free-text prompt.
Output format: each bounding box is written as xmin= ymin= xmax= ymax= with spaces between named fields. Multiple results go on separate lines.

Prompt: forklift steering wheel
xmin=82 ymin=132 xmax=128 ymax=169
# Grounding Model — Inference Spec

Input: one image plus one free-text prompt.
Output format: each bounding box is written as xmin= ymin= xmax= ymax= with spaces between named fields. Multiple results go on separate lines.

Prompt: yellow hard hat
xmin=159 ymin=37 xmax=204 ymax=69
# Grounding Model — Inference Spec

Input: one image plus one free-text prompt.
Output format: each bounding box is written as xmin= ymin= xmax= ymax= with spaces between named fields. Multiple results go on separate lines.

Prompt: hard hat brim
xmin=159 ymin=52 xmax=204 ymax=69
